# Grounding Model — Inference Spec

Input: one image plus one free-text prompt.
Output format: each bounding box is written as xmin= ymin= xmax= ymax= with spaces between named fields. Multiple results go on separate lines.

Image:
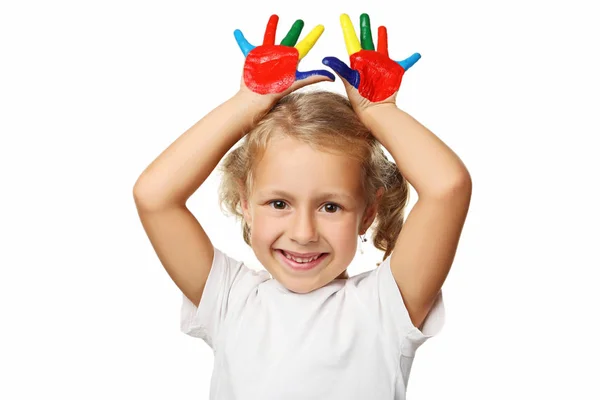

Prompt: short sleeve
xmin=180 ymin=247 xmax=269 ymax=349
xmin=352 ymin=255 xmax=445 ymax=357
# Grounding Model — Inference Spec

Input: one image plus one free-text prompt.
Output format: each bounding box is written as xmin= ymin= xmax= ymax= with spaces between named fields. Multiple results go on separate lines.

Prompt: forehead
xmin=254 ymin=136 xmax=363 ymax=197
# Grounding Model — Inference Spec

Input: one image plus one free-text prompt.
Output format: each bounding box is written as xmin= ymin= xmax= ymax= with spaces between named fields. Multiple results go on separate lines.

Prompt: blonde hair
xmin=217 ymin=90 xmax=410 ymax=264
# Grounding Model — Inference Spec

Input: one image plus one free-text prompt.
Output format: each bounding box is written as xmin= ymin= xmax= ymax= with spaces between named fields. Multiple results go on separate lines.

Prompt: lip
xmin=275 ymin=249 xmax=328 ymax=272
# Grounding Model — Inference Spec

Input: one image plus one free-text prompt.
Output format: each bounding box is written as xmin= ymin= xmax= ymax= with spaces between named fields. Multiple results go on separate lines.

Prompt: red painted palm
xmin=234 ymin=15 xmax=334 ymax=94
xmin=323 ymin=14 xmax=421 ymax=102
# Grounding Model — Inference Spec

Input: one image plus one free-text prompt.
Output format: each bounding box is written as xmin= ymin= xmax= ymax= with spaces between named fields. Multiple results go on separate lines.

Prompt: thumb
xmin=322 ymin=57 xmax=360 ymax=89
xmin=284 ymin=70 xmax=335 ymax=95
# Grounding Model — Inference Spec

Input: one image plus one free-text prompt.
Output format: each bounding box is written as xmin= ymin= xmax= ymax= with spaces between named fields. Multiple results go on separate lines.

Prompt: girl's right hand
xmin=234 ymin=15 xmax=335 ymax=110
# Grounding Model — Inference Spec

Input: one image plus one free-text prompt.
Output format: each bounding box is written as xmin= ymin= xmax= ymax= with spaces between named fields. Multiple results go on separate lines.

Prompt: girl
xmin=134 ymin=13 xmax=471 ymax=400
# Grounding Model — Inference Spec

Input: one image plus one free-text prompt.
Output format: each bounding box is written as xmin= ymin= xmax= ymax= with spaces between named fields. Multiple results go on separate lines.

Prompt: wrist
xmin=233 ymin=88 xmax=275 ymax=114
xmin=358 ymin=103 xmax=398 ymax=129
xmin=230 ymin=90 xmax=274 ymax=130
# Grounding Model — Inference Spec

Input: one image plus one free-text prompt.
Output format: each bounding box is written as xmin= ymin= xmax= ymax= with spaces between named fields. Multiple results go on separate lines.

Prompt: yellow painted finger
xmin=340 ymin=14 xmax=361 ymax=56
xmin=295 ymin=24 xmax=324 ymax=60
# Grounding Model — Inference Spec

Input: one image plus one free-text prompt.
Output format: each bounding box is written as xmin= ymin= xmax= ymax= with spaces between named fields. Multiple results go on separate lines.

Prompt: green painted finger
xmin=281 ymin=19 xmax=304 ymax=47
xmin=360 ymin=14 xmax=375 ymax=50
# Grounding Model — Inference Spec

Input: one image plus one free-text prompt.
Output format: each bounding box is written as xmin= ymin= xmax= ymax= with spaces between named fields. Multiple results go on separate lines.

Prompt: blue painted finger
xmin=295 ymin=69 xmax=336 ymax=82
xmin=397 ymin=52 xmax=421 ymax=71
xmin=234 ymin=29 xmax=255 ymax=57
xmin=322 ymin=56 xmax=360 ymax=89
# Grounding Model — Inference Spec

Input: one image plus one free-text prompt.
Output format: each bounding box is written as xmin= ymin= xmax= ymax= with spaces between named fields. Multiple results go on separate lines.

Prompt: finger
xmin=322 ymin=56 xmax=360 ymax=89
xmin=377 ymin=26 xmax=388 ymax=57
xmin=295 ymin=69 xmax=335 ymax=82
xmin=295 ymin=24 xmax=324 ymax=60
xmin=397 ymin=52 xmax=421 ymax=71
xmin=340 ymin=14 xmax=361 ymax=56
xmin=359 ymin=13 xmax=375 ymax=51
xmin=263 ymin=14 xmax=278 ymax=46
xmin=287 ymin=72 xmax=334 ymax=94
xmin=281 ymin=19 xmax=304 ymax=47
xmin=234 ymin=29 xmax=255 ymax=57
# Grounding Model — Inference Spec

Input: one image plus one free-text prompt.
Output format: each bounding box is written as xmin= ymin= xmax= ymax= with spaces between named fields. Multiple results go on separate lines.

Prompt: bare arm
xmin=323 ymin=13 xmax=470 ymax=330
xmin=361 ymin=105 xmax=471 ymax=329
xmin=134 ymin=93 xmax=270 ymax=209
xmin=133 ymin=92 xmax=271 ymax=307
xmin=360 ymin=105 xmax=469 ymax=197
xmin=132 ymin=13 xmax=334 ymax=308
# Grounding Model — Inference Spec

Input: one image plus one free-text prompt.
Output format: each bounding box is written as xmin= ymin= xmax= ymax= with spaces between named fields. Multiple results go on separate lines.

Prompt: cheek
xmin=251 ymin=215 xmax=281 ymax=243
xmin=323 ymin=225 xmax=350 ymax=241
xmin=321 ymin=219 xmax=360 ymax=243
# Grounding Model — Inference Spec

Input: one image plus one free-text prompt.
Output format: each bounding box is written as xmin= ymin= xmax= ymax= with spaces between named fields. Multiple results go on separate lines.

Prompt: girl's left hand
xmin=322 ymin=13 xmax=421 ymax=116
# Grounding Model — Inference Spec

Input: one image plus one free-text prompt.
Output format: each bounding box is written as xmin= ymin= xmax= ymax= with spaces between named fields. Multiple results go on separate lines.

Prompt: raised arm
xmin=133 ymin=14 xmax=332 ymax=307
xmin=133 ymin=93 xmax=270 ymax=307
xmin=324 ymin=13 xmax=471 ymax=329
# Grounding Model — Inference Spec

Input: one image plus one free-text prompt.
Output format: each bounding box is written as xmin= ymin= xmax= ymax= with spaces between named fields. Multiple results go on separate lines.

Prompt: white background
xmin=1 ymin=0 xmax=598 ymax=399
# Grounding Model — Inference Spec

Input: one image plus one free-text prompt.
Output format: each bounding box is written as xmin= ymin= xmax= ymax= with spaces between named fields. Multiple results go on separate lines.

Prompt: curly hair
xmin=217 ymin=90 xmax=410 ymax=264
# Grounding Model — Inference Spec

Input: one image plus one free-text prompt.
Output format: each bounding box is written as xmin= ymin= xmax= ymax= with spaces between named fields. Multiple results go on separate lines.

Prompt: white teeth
xmin=282 ymin=251 xmax=321 ymax=263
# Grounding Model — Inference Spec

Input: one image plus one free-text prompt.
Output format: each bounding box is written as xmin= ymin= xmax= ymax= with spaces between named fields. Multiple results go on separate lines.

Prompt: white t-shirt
xmin=181 ymin=247 xmax=445 ymax=400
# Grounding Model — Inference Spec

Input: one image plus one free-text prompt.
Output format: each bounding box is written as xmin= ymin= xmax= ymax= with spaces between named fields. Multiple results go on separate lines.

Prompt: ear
xmin=236 ymin=179 xmax=252 ymax=228
xmin=240 ymin=194 xmax=252 ymax=229
xmin=360 ymin=187 xmax=385 ymax=234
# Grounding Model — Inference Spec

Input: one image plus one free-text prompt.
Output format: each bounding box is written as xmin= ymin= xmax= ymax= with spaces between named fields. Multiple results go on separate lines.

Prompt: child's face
xmin=241 ymin=136 xmax=378 ymax=293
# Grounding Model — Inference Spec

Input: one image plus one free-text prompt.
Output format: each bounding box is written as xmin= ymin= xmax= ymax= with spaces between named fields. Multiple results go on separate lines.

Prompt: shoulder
xmin=346 ymin=257 xmax=392 ymax=291
xmin=347 ymin=256 xmax=446 ymax=348
xmin=207 ymin=247 xmax=271 ymax=302
xmin=180 ymin=247 xmax=271 ymax=340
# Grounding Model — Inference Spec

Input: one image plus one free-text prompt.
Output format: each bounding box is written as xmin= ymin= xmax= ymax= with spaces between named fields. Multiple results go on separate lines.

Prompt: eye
xmin=267 ymin=201 xmax=342 ymax=213
xmin=269 ymin=200 xmax=287 ymax=210
xmin=322 ymin=203 xmax=342 ymax=213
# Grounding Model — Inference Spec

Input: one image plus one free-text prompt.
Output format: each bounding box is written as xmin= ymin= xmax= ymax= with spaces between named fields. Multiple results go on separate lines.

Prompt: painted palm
xmin=234 ymin=15 xmax=334 ymax=94
xmin=323 ymin=14 xmax=421 ymax=102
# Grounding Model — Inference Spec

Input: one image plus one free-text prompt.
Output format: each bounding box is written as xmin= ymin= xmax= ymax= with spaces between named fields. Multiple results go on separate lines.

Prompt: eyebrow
xmin=258 ymin=189 xmax=355 ymax=203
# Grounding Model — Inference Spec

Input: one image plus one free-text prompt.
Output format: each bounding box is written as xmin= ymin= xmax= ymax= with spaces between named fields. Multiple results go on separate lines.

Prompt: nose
xmin=289 ymin=208 xmax=319 ymax=245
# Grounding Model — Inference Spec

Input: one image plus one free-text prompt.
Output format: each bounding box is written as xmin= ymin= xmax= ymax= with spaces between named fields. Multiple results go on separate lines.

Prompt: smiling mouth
xmin=277 ymin=250 xmax=328 ymax=260
xmin=275 ymin=249 xmax=329 ymax=271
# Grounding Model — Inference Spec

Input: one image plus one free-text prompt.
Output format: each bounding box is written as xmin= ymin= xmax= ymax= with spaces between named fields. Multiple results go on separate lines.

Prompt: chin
xmin=277 ymin=272 xmax=342 ymax=294
xmin=283 ymin=281 xmax=324 ymax=294
xmin=286 ymin=285 xmax=315 ymax=294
